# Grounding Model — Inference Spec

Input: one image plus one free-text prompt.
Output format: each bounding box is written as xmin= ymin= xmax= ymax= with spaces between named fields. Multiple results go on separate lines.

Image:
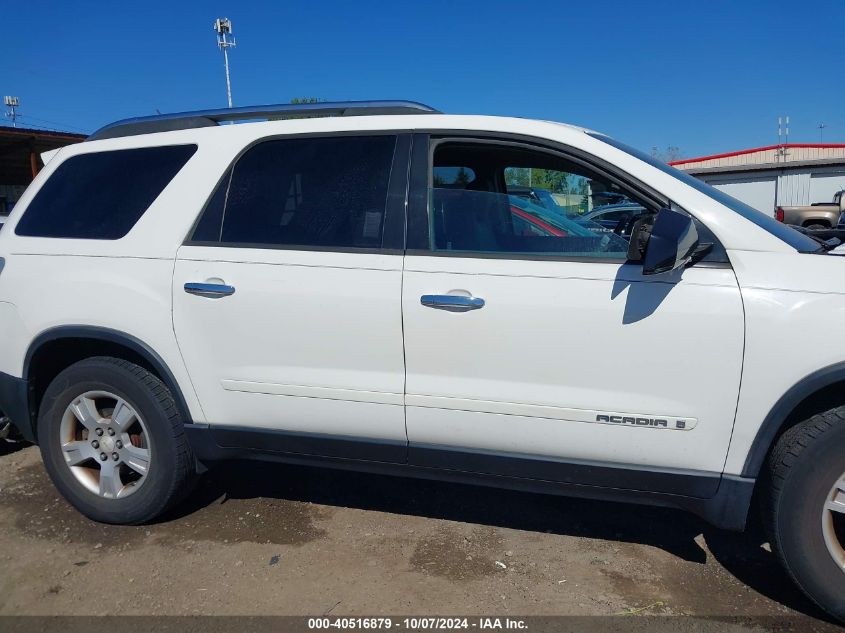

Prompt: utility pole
xmin=4 ymin=96 xmax=20 ymax=127
xmin=214 ymin=18 xmax=236 ymax=108
xmin=819 ymin=122 xmax=827 ymax=143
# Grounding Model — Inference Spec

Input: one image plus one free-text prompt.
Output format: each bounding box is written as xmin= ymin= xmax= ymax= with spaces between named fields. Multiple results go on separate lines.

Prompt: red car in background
xmin=510 ymin=204 xmax=567 ymax=236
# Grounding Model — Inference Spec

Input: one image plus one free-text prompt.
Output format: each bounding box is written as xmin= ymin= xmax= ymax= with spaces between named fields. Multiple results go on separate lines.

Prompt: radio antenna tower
xmin=4 ymin=96 xmax=20 ymax=127
xmin=214 ymin=18 xmax=237 ymax=108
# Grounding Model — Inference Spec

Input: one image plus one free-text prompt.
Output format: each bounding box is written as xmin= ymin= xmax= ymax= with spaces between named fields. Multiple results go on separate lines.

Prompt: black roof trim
xmin=87 ymin=100 xmax=440 ymax=141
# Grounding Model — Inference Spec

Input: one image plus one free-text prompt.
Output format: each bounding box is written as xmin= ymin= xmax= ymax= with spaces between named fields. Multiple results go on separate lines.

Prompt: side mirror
xmin=628 ymin=207 xmax=700 ymax=275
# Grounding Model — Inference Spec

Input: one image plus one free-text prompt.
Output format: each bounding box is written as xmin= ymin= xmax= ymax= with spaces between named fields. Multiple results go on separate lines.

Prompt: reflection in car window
xmin=430 ymin=142 xmax=649 ymax=258
xmin=433 ymin=166 xmax=476 ymax=188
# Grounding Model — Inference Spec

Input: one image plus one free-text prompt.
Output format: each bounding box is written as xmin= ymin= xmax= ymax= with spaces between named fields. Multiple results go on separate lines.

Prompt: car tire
xmin=804 ymin=223 xmax=828 ymax=231
xmin=37 ymin=356 xmax=195 ymax=524
xmin=764 ymin=407 xmax=845 ymax=621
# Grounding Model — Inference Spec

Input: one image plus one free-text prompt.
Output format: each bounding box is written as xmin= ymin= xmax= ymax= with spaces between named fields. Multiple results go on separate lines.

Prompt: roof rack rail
xmin=87 ymin=100 xmax=440 ymax=141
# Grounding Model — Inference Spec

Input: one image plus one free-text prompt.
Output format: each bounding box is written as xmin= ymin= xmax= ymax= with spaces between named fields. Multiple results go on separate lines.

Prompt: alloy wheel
xmin=59 ymin=391 xmax=151 ymax=499
xmin=822 ymin=472 xmax=845 ymax=572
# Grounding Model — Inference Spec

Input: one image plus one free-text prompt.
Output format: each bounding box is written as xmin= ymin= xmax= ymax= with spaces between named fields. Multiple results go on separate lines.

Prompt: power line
xmin=13 ymin=114 xmax=89 ymax=133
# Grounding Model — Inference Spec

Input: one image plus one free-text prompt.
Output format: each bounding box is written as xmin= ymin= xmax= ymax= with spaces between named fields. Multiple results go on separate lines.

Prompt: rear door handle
xmin=184 ymin=282 xmax=236 ymax=298
xmin=421 ymin=294 xmax=485 ymax=312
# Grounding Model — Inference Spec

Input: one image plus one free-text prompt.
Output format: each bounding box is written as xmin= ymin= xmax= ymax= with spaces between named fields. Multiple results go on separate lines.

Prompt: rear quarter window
xmin=15 ymin=145 xmax=197 ymax=240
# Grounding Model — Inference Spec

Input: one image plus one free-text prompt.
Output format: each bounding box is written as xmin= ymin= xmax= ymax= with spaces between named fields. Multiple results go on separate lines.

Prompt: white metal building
xmin=670 ymin=144 xmax=845 ymax=216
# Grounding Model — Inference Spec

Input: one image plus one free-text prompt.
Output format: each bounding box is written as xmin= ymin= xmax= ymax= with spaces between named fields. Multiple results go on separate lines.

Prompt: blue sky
xmin=5 ymin=0 xmax=844 ymax=158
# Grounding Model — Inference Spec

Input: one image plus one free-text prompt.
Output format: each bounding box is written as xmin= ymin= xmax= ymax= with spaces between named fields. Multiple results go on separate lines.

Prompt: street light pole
xmin=214 ymin=18 xmax=237 ymax=108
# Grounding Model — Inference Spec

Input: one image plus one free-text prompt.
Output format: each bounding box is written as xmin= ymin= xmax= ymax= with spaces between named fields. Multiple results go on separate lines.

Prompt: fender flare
xmin=24 ymin=325 xmax=194 ymax=434
xmin=742 ymin=361 xmax=845 ymax=478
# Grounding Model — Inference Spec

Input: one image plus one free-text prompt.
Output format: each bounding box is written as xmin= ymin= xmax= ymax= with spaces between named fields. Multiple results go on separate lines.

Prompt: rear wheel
xmin=764 ymin=407 xmax=845 ymax=621
xmin=38 ymin=357 xmax=195 ymax=524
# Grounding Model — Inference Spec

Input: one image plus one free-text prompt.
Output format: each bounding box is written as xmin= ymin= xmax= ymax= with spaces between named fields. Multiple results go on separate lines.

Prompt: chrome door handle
xmin=420 ymin=294 xmax=485 ymax=312
xmin=184 ymin=282 xmax=236 ymax=298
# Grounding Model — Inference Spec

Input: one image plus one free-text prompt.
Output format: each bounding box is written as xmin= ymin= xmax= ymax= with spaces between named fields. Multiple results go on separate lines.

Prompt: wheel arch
xmin=742 ymin=361 xmax=845 ymax=478
xmin=23 ymin=326 xmax=194 ymax=442
xmin=801 ymin=218 xmax=832 ymax=228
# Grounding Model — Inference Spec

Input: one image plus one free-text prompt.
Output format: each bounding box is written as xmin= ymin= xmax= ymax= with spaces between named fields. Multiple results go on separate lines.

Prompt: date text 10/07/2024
xmin=307 ymin=618 xmax=528 ymax=630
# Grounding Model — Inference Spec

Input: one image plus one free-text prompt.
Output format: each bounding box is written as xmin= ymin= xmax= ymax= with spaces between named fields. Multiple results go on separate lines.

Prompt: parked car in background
xmin=776 ymin=190 xmax=845 ymax=230
xmin=2 ymin=100 xmax=845 ymax=620
xmin=591 ymin=190 xmax=629 ymax=207
xmin=580 ymin=203 xmax=648 ymax=235
xmin=509 ymin=204 xmax=566 ymax=237
xmin=506 ymin=185 xmax=562 ymax=210
xmin=507 ymin=195 xmax=625 ymax=244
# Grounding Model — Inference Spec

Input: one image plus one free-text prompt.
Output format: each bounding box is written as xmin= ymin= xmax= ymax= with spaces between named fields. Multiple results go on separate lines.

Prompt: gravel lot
xmin=0 ymin=441 xmax=840 ymax=630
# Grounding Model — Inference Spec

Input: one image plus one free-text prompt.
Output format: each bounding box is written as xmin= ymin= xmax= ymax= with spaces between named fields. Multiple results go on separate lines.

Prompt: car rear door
xmin=172 ymin=133 xmax=411 ymax=461
xmin=400 ymin=135 xmax=745 ymax=495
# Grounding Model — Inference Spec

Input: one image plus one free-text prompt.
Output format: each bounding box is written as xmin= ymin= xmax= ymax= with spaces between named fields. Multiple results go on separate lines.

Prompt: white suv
xmin=0 ymin=101 xmax=843 ymax=619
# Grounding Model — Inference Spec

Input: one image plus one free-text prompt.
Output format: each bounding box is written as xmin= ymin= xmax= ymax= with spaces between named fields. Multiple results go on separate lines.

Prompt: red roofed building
xmin=669 ymin=144 xmax=845 ymax=217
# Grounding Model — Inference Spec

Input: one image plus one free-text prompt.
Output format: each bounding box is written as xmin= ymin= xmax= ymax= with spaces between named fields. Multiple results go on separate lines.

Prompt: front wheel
xmin=38 ymin=357 xmax=195 ymax=524
xmin=764 ymin=407 xmax=845 ymax=621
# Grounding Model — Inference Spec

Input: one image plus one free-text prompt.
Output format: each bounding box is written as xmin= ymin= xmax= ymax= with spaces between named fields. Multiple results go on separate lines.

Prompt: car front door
xmin=172 ymin=134 xmax=410 ymax=461
xmin=401 ymin=136 xmax=744 ymax=495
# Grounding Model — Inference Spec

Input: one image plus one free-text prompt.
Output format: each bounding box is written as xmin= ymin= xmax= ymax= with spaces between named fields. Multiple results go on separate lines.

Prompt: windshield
xmin=588 ymin=133 xmax=821 ymax=253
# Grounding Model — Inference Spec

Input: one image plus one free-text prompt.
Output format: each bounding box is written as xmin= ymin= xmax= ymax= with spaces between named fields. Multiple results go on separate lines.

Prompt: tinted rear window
xmin=16 ymin=145 xmax=197 ymax=239
xmin=191 ymin=135 xmax=396 ymax=249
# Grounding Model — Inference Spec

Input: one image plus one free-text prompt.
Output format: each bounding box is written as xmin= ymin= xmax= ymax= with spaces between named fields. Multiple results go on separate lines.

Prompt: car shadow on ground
xmin=0 ymin=439 xmax=30 ymax=457
xmin=163 ymin=458 xmax=829 ymax=620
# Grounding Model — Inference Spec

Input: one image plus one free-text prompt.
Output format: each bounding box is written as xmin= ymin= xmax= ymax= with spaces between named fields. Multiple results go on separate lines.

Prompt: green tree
xmin=505 ymin=168 xmax=569 ymax=193
xmin=282 ymin=98 xmax=327 ymax=120
xmin=454 ymin=167 xmax=471 ymax=186
xmin=532 ymin=169 xmax=569 ymax=193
